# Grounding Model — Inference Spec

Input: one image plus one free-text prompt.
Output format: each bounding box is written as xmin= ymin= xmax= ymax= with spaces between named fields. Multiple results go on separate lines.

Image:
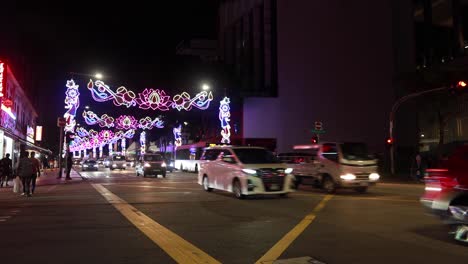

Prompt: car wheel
xmin=180 ymin=164 xmax=183 ymax=171
xmin=136 ymin=171 xmax=140 ymax=177
xmin=322 ymin=176 xmax=336 ymax=194
xmin=294 ymin=176 xmax=302 ymax=189
xmin=355 ymin=186 xmax=368 ymax=193
xmin=194 ymin=164 xmax=198 ymax=173
xmin=233 ymin=179 xmax=244 ymax=199
xmin=143 ymin=172 xmax=147 ymax=178
xmin=162 ymin=172 xmax=166 ymax=178
xmin=279 ymin=193 xmax=288 ymax=198
xmin=203 ymin=176 xmax=212 ymax=192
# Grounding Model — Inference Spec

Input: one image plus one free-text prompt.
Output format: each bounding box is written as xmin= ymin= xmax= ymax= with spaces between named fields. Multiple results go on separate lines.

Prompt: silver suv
xmin=198 ymin=146 xmax=295 ymax=199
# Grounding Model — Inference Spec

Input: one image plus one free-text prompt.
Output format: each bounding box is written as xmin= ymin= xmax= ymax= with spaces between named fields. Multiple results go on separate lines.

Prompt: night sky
xmin=2 ymin=1 xmax=220 ymax=152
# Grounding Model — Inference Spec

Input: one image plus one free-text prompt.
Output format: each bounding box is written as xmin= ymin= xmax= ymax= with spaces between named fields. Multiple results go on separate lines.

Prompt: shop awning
xmin=1 ymin=127 xmax=52 ymax=154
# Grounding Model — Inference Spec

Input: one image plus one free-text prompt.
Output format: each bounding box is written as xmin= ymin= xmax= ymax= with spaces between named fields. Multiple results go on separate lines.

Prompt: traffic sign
xmin=310 ymin=129 xmax=326 ymax=134
xmin=57 ymin=117 xmax=66 ymax=127
xmin=315 ymin=121 xmax=323 ymax=131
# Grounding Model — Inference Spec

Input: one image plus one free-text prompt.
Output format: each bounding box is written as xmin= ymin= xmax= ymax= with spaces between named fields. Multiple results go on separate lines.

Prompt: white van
xmin=290 ymin=142 xmax=380 ymax=193
xmin=109 ymin=154 xmax=127 ymax=170
xmin=199 ymin=146 xmax=296 ymax=199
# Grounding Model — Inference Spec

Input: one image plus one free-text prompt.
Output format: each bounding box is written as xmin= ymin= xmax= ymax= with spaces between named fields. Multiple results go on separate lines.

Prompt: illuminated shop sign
xmin=27 ymin=126 xmax=35 ymax=143
xmin=0 ymin=60 xmax=5 ymax=97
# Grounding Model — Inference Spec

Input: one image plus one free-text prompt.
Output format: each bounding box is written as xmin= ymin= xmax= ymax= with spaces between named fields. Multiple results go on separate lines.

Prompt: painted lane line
xmin=0 ymin=216 xmax=12 ymax=219
xmin=117 ymin=184 xmax=199 ymax=191
xmin=92 ymin=184 xmax=221 ymax=264
xmin=255 ymin=194 xmax=334 ymax=264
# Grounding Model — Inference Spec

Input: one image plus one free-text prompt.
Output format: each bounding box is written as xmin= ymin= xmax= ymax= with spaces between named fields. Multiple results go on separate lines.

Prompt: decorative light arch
xmin=219 ymin=97 xmax=231 ymax=144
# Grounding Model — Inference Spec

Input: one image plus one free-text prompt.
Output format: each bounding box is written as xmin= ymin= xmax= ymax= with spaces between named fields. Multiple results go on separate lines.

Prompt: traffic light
xmin=386 ymin=137 xmax=393 ymax=146
xmin=311 ymin=135 xmax=318 ymax=144
xmin=449 ymin=80 xmax=468 ymax=95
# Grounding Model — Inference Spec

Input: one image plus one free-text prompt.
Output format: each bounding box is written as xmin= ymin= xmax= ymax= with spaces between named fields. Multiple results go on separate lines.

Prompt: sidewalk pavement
xmin=379 ymin=172 xmax=424 ymax=184
xmin=36 ymin=167 xmax=87 ymax=186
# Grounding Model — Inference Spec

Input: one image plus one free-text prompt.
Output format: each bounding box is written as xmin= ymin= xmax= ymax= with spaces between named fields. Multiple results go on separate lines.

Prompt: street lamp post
xmin=389 ymin=86 xmax=447 ymax=174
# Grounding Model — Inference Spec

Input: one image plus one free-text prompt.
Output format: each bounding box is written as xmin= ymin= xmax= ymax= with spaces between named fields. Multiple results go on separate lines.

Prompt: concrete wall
xmin=244 ymin=0 xmax=394 ymax=153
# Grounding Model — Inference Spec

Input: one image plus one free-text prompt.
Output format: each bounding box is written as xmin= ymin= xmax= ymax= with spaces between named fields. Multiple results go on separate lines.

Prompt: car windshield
xmin=233 ymin=148 xmax=281 ymax=164
xmin=113 ymin=155 xmax=125 ymax=161
xmin=340 ymin=143 xmax=374 ymax=160
xmin=144 ymin=155 xmax=163 ymax=161
xmin=85 ymin=160 xmax=96 ymax=164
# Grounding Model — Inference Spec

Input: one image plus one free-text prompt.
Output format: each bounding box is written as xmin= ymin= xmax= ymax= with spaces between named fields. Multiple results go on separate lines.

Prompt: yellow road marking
xmin=255 ymin=194 xmax=334 ymax=264
xmin=92 ymin=184 xmax=221 ymax=264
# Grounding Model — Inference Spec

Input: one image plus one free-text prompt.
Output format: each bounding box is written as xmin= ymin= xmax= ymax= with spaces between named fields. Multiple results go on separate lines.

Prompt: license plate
xmin=270 ymin=184 xmax=280 ymax=190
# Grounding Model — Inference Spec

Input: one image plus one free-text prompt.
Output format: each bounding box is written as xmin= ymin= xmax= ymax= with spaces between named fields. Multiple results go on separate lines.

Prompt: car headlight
xmin=123 ymin=164 xmax=126 ymax=167
xmin=131 ymin=162 xmax=134 ymax=166
xmin=284 ymin=168 xmax=293 ymax=174
xmin=161 ymin=162 xmax=166 ymax=167
xmin=340 ymin=173 xmax=356 ymax=181
xmin=369 ymin=173 xmax=380 ymax=180
xmin=112 ymin=164 xmax=117 ymax=167
xmin=144 ymin=162 xmax=151 ymax=167
xmin=242 ymin=168 xmax=257 ymax=175
xmin=170 ymin=162 xmax=174 ymax=166
xmin=93 ymin=165 xmax=98 ymax=167
xmin=83 ymin=165 xmax=88 ymax=167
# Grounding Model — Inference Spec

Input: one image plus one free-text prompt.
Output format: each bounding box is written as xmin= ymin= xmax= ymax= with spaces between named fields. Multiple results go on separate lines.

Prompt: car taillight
xmin=424 ymin=168 xmax=458 ymax=190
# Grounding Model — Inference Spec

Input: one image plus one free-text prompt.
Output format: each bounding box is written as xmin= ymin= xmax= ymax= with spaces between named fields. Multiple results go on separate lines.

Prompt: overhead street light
xmin=95 ymin=73 xmax=103 ymax=79
xmin=202 ymin=84 xmax=210 ymax=91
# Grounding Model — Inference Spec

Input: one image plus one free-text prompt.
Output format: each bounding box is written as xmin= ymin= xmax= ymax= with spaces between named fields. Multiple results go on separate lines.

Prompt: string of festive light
xmin=219 ymin=97 xmax=231 ymax=144
xmin=83 ymin=111 xmax=164 ymax=130
xmin=140 ymin=132 xmax=146 ymax=154
xmin=69 ymin=128 xmax=135 ymax=152
xmin=87 ymin=79 xmax=214 ymax=111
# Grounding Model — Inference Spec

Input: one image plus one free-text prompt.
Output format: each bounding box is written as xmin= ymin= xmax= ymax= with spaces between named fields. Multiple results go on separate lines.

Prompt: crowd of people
xmin=0 ymin=150 xmax=70 ymax=197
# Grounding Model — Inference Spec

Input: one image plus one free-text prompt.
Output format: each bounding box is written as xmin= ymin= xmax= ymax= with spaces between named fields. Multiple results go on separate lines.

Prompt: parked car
xmin=287 ymin=142 xmax=380 ymax=193
xmin=199 ymin=146 xmax=296 ymax=199
xmin=420 ymin=142 xmax=468 ymax=243
xmin=135 ymin=153 xmax=167 ymax=178
xmin=81 ymin=159 xmax=99 ymax=171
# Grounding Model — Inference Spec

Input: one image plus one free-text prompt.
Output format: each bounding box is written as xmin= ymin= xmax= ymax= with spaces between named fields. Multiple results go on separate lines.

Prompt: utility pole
xmin=57 ymin=117 xmax=66 ymax=178
xmin=389 ymin=86 xmax=447 ymax=174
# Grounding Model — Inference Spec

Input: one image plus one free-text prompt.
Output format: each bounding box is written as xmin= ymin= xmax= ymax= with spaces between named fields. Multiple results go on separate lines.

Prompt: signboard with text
xmin=0 ymin=60 xmax=6 ymax=98
xmin=27 ymin=126 xmax=35 ymax=143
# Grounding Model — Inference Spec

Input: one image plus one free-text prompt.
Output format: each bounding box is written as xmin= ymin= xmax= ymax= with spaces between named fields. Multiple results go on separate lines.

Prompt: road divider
xmin=92 ymin=183 xmax=221 ymax=264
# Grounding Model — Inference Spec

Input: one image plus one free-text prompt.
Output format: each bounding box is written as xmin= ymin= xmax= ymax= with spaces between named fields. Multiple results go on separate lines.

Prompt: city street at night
xmin=0 ymin=168 xmax=466 ymax=264
xmin=3 ymin=1 xmax=468 ymax=263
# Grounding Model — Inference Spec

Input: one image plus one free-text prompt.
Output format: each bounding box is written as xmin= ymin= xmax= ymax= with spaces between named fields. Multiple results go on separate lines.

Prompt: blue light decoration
xmin=64 ymin=80 xmax=80 ymax=133
xmin=219 ymin=97 xmax=231 ymax=144
xmin=173 ymin=125 xmax=182 ymax=147
xmin=140 ymin=131 xmax=146 ymax=154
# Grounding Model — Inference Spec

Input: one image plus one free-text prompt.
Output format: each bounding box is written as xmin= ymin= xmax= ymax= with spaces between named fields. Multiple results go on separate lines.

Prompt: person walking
xmin=29 ymin=152 xmax=41 ymax=194
xmin=65 ymin=153 xmax=73 ymax=180
xmin=17 ymin=151 xmax=34 ymax=197
xmin=0 ymin=153 xmax=12 ymax=187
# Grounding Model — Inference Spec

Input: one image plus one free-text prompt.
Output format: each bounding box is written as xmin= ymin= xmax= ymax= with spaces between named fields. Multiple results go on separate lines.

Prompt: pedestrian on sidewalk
xmin=0 ymin=153 xmax=12 ymax=187
xmin=65 ymin=153 xmax=73 ymax=180
xmin=29 ymin=152 xmax=41 ymax=194
xmin=17 ymin=151 xmax=34 ymax=197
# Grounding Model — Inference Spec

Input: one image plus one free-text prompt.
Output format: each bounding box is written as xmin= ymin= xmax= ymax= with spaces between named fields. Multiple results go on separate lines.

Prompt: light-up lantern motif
xmin=116 ymin=115 xmax=138 ymax=130
xmin=219 ymin=97 xmax=231 ymax=144
xmin=135 ymin=89 xmax=172 ymax=111
xmin=140 ymin=132 xmax=146 ymax=154
xmin=173 ymin=125 xmax=182 ymax=147
xmin=64 ymin=80 xmax=80 ymax=133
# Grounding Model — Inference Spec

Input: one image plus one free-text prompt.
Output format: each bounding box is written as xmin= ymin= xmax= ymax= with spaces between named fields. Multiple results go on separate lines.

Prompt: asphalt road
xmin=0 ymin=167 xmax=466 ymax=264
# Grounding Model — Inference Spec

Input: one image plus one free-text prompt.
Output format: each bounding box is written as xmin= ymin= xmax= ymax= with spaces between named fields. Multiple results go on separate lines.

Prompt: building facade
xmin=0 ymin=58 xmax=47 ymax=168
xmin=219 ymin=0 xmax=395 ymax=153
